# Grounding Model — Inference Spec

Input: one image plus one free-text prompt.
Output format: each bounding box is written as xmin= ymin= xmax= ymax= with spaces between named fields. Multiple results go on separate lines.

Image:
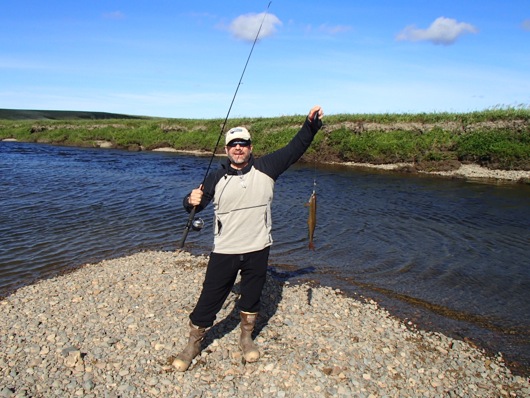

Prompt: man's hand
xmin=188 ymin=185 xmax=203 ymax=206
xmin=308 ymin=105 xmax=324 ymax=121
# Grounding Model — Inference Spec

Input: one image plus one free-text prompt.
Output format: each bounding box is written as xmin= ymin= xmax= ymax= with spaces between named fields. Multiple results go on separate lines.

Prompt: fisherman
xmin=172 ymin=105 xmax=324 ymax=372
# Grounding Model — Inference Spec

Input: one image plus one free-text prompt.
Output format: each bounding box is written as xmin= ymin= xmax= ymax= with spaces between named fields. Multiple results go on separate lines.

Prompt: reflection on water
xmin=1 ymin=141 xmax=529 ymax=373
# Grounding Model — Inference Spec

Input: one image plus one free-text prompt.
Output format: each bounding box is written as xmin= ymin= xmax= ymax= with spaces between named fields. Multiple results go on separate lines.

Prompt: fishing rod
xmin=177 ymin=2 xmax=272 ymax=249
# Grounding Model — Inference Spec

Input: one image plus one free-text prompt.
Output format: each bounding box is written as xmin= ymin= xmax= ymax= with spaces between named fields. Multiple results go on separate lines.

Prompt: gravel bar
xmin=341 ymin=162 xmax=530 ymax=183
xmin=1 ymin=250 xmax=528 ymax=397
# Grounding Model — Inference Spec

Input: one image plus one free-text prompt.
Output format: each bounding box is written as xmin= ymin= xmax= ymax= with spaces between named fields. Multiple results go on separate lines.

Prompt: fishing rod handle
xmin=177 ymin=206 xmax=196 ymax=249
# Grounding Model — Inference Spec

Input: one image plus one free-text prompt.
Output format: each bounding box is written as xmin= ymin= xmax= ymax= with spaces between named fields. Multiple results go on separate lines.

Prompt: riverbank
xmin=139 ymin=143 xmax=530 ymax=184
xmin=2 ymin=106 xmax=529 ymax=174
xmin=1 ymin=251 xmax=527 ymax=397
xmin=338 ymin=161 xmax=530 ymax=183
xmin=167 ymin=147 xmax=530 ymax=183
xmin=78 ymin=141 xmax=530 ymax=184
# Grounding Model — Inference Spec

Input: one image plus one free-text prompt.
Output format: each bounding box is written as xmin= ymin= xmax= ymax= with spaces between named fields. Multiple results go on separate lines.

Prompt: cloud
xmin=229 ymin=12 xmax=282 ymax=42
xmin=522 ymin=19 xmax=530 ymax=31
xmin=396 ymin=16 xmax=478 ymax=45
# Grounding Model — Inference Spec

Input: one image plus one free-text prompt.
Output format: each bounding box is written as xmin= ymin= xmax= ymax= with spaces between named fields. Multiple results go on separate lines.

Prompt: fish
xmin=306 ymin=191 xmax=317 ymax=250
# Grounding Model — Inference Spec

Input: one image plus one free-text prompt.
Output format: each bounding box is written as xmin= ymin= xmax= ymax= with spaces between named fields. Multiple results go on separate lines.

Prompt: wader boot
xmin=172 ymin=322 xmax=206 ymax=372
xmin=239 ymin=311 xmax=260 ymax=362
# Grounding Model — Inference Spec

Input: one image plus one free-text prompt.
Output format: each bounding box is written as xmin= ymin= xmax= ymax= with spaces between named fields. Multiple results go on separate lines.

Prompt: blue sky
xmin=1 ymin=1 xmax=529 ymax=118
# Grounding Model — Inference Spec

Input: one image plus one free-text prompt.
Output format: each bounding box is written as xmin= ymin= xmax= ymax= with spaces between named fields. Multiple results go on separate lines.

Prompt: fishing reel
xmin=191 ymin=217 xmax=204 ymax=231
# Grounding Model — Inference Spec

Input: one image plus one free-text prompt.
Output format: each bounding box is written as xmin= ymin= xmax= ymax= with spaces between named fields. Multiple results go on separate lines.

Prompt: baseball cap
xmin=225 ymin=127 xmax=251 ymax=145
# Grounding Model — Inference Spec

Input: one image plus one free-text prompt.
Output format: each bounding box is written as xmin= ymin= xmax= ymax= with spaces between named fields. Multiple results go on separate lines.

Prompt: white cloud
xmin=396 ymin=17 xmax=478 ymax=45
xmin=229 ymin=12 xmax=282 ymax=42
xmin=522 ymin=19 xmax=530 ymax=31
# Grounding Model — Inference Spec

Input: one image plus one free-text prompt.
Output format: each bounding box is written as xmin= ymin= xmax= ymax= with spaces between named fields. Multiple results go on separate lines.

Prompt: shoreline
xmin=142 ymin=146 xmax=530 ymax=184
xmin=1 ymin=251 xmax=528 ymax=397
xmin=149 ymin=145 xmax=530 ymax=183
xmin=338 ymin=161 xmax=530 ymax=183
xmin=3 ymin=139 xmax=529 ymax=184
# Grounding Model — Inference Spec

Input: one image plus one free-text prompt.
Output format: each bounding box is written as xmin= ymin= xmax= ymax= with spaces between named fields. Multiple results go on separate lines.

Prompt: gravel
xmin=341 ymin=162 xmax=530 ymax=183
xmin=1 ymin=250 xmax=528 ymax=397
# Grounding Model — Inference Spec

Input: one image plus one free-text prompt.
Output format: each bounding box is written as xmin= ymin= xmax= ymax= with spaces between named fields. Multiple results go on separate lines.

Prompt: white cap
xmin=225 ymin=127 xmax=251 ymax=145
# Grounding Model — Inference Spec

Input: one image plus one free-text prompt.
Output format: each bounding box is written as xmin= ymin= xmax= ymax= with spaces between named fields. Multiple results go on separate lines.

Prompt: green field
xmin=1 ymin=107 xmax=529 ymax=171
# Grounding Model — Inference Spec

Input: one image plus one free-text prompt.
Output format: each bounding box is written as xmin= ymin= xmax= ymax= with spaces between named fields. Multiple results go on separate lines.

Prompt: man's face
xmin=225 ymin=140 xmax=252 ymax=168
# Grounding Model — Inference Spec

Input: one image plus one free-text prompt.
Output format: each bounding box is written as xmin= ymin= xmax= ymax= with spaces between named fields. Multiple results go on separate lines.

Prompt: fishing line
xmin=312 ymin=151 xmax=317 ymax=194
xmin=311 ymin=111 xmax=319 ymax=194
xmin=177 ymin=2 xmax=272 ymax=249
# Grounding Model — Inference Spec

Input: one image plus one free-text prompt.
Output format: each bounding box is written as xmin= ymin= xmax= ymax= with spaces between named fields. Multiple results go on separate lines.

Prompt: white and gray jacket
xmin=184 ymin=117 xmax=322 ymax=254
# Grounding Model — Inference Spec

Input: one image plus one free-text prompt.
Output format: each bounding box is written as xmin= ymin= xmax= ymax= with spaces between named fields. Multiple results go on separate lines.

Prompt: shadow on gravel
xmin=202 ymin=266 xmax=316 ymax=353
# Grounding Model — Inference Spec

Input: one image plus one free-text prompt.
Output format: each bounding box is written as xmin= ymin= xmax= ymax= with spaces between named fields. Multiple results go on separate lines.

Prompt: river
xmin=1 ymin=141 xmax=529 ymax=374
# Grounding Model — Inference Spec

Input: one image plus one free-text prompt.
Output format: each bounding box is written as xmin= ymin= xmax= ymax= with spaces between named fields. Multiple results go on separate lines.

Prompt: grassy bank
xmin=1 ymin=107 xmax=529 ymax=171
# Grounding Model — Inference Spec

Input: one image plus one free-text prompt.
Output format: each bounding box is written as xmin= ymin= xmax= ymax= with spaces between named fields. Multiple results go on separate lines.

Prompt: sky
xmin=1 ymin=1 xmax=529 ymax=119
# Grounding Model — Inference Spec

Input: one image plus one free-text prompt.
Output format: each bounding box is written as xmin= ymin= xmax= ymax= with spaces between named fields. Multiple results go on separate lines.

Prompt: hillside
xmin=0 ymin=109 xmax=146 ymax=121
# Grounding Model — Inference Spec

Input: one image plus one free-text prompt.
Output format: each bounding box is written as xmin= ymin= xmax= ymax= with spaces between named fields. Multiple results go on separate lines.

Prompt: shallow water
xmin=1 ymin=141 xmax=529 ymax=372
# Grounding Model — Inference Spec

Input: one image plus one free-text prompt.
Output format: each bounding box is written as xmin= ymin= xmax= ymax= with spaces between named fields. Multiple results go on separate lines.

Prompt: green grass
xmin=456 ymin=129 xmax=530 ymax=169
xmin=1 ymin=106 xmax=529 ymax=170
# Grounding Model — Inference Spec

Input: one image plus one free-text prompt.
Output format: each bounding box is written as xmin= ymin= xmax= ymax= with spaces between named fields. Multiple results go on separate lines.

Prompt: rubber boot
xmin=239 ymin=311 xmax=260 ymax=363
xmin=172 ymin=321 xmax=206 ymax=372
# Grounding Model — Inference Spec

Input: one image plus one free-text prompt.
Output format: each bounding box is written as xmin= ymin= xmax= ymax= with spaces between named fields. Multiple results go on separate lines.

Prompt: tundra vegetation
xmin=1 ymin=106 xmax=529 ymax=171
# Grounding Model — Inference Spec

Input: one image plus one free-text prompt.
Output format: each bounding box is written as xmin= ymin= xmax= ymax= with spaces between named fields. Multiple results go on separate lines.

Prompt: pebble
xmin=0 ymin=250 xmax=528 ymax=397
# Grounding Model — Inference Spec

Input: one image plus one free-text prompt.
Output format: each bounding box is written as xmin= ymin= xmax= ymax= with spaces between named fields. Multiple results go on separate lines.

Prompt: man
xmin=173 ymin=105 xmax=324 ymax=372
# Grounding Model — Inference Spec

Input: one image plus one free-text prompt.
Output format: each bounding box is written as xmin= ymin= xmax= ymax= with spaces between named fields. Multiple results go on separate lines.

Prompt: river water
xmin=1 ymin=141 xmax=529 ymax=373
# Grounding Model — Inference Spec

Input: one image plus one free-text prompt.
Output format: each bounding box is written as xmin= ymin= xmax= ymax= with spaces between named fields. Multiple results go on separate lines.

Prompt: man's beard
xmin=229 ymin=153 xmax=250 ymax=165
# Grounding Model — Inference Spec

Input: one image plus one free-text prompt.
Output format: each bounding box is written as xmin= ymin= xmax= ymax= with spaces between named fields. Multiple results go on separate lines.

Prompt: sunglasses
xmin=227 ymin=140 xmax=251 ymax=148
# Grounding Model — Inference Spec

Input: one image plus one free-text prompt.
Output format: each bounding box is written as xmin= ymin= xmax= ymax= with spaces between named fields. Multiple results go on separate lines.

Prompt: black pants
xmin=189 ymin=246 xmax=270 ymax=328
